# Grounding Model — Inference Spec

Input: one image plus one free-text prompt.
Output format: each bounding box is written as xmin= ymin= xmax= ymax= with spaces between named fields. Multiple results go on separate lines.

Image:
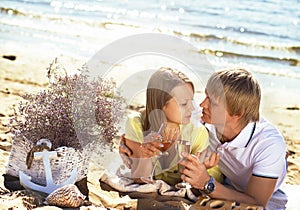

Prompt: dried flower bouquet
xmin=5 ymin=58 xmax=125 ymax=193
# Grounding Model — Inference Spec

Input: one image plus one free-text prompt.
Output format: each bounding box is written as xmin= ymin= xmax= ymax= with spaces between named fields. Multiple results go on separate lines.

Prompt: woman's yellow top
xmin=125 ymin=112 xmax=222 ymax=186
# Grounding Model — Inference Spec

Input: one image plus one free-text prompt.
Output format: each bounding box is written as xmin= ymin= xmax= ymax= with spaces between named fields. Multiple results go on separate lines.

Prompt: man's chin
xmin=201 ymin=116 xmax=211 ymax=124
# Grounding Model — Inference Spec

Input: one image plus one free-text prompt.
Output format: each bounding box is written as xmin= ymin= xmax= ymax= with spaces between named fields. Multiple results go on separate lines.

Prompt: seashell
xmin=44 ymin=184 xmax=86 ymax=208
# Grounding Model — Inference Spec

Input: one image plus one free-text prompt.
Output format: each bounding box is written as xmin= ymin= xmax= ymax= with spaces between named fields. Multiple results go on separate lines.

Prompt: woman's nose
xmin=189 ymin=101 xmax=195 ymax=111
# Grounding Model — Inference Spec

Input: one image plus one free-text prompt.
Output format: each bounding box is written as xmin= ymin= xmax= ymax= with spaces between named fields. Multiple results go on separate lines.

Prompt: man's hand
xmin=119 ymin=134 xmax=133 ymax=168
xmin=179 ymin=152 xmax=210 ymax=190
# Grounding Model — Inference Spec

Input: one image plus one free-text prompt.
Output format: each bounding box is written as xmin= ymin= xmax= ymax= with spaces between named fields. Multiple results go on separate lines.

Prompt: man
xmin=119 ymin=68 xmax=287 ymax=209
xmin=180 ymin=68 xmax=287 ymax=209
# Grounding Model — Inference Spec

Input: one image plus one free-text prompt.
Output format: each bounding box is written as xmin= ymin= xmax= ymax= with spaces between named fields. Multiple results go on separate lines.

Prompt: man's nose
xmin=200 ymin=97 xmax=208 ymax=108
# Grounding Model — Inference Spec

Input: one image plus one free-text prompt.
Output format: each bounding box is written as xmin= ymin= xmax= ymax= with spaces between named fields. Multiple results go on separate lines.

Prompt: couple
xmin=118 ymin=67 xmax=287 ymax=209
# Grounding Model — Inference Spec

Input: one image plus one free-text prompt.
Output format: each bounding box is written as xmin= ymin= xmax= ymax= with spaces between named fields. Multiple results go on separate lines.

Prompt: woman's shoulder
xmin=128 ymin=111 xmax=143 ymax=119
xmin=126 ymin=111 xmax=144 ymax=127
xmin=125 ymin=111 xmax=144 ymax=143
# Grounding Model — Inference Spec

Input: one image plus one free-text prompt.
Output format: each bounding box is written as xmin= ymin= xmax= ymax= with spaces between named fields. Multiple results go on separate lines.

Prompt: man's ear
xmin=233 ymin=111 xmax=244 ymax=123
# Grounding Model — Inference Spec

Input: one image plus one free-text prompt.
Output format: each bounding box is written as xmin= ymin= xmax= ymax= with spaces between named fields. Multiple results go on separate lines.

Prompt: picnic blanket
xmin=100 ymin=168 xmax=198 ymax=202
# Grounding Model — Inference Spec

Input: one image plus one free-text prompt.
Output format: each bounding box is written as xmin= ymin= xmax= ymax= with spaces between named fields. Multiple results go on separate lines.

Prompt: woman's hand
xmin=140 ymin=124 xmax=179 ymax=158
xmin=140 ymin=131 xmax=164 ymax=158
xmin=160 ymin=125 xmax=180 ymax=142
xmin=203 ymin=152 xmax=219 ymax=169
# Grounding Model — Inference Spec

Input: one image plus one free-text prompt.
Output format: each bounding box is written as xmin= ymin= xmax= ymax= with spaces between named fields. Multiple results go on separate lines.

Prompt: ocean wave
xmin=174 ymin=30 xmax=300 ymax=55
xmin=0 ymin=7 xmax=27 ymax=16
xmin=200 ymin=49 xmax=300 ymax=67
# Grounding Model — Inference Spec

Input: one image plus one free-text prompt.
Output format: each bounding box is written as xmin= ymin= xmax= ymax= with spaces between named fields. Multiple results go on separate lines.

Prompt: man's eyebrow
xmin=206 ymin=93 xmax=218 ymax=104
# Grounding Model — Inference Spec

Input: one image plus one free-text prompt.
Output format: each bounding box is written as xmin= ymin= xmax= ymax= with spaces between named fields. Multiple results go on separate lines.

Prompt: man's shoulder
xmin=256 ymin=117 xmax=282 ymax=137
xmin=254 ymin=117 xmax=286 ymax=148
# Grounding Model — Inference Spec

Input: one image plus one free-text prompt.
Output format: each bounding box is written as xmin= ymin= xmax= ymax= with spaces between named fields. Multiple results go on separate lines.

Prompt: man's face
xmin=200 ymin=89 xmax=227 ymax=127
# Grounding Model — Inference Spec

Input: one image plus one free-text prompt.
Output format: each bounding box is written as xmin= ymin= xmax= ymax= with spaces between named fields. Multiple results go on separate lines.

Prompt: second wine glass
xmin=175 ymin=139 xmax=191 ymax=189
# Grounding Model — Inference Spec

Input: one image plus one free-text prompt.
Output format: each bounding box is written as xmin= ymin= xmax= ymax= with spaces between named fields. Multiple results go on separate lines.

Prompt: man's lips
xmin=202 ymin=110 xmax=209 ymax=117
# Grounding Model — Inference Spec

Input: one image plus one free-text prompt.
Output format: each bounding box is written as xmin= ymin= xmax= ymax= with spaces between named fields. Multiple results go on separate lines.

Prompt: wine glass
xmin=157 ymin=122 xmax=179 ymax=156
xmin=140 ymin=122 xmax=175 ymax=183
xmin=197 ymin=145 xmax=215 ymax=164
xmin=175 ymin=139 xmax=191 ymax=189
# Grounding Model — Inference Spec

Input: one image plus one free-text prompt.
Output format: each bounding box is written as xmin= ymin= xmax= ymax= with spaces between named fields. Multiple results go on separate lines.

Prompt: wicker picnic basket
xmin=6 ymin=136 xmax=90 ymax=187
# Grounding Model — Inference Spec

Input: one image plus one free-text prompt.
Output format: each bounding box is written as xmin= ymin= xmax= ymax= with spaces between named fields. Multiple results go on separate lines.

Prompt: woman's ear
xmin=162 ymin=99 xmax=171 ymax=112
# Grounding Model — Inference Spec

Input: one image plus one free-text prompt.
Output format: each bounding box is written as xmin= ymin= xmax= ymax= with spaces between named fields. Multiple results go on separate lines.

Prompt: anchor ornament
xmin=19 ymin=139 xmax=78 ymax=194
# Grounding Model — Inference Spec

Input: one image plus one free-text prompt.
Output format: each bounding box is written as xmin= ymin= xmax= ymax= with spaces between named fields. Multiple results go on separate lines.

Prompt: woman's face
xmin=163 ymin=83 xmax=195 ymax=125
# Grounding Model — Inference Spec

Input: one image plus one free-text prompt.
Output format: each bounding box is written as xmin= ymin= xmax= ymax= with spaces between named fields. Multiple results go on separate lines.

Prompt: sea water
xmin=0 ymin=0 xmax=299 ymax=102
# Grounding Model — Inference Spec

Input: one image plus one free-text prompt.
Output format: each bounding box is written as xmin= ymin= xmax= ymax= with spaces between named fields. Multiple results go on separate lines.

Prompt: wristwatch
xmin=203 ymin=176 xmax=215 ymax=194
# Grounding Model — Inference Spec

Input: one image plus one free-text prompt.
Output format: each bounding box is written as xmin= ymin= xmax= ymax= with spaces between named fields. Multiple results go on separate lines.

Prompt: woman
xmin=123 ymin=67 xmax=221 ymax=186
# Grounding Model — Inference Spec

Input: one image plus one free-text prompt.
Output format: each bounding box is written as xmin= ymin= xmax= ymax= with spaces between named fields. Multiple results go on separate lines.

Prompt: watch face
xmin=204 ymin=177 xmax=215 ymax=194
xmin=207 ymin=182 xmax=215 ymax=192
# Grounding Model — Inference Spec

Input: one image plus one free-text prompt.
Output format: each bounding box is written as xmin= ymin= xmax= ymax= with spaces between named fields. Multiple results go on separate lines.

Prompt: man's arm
xmin=119 ymin=134 xmax=133 ymax=168
xmin=180 ymin=153 xmax=276 ymax=207
xmin=118 ymin=133 xmax=164 ymax=183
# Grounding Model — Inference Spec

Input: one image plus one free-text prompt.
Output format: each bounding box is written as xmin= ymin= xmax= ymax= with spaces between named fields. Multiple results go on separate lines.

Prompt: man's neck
xmin=216 ymin=123 xmax=245 ymax=143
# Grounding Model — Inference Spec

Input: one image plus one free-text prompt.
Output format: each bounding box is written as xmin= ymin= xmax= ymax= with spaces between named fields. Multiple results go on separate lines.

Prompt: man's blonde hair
xmin=206 ymin=68 xmax=261 ymax=127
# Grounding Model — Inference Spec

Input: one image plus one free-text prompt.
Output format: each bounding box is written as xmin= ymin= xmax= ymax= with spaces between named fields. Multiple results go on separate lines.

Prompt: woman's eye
xmin=181 ymin=103 xmax=187 ymax=106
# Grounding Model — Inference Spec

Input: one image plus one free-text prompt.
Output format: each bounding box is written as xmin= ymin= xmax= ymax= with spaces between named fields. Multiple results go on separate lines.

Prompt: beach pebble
xmin=286 ymin=106 xmax=299 ymax=111
xmin=0 ymin=141 xmax=11 ymax=151
xmin=2 ymin=55 xmax=16 ymax=61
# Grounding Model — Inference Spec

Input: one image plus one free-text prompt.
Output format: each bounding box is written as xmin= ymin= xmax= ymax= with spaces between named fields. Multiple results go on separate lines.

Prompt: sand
xmin=0 ymin=31 xmax=300 ymax=209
